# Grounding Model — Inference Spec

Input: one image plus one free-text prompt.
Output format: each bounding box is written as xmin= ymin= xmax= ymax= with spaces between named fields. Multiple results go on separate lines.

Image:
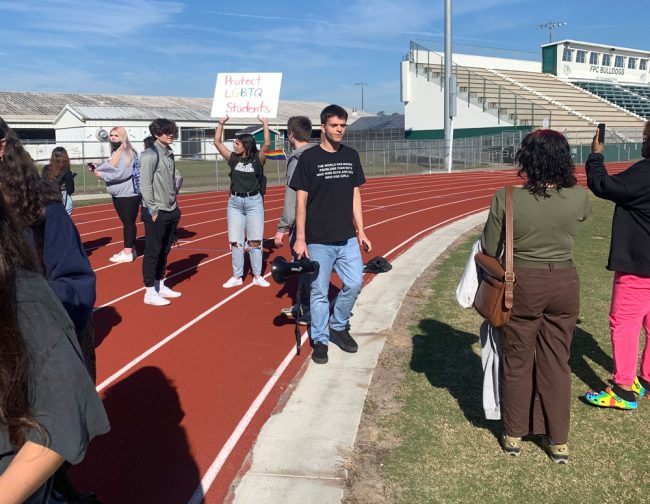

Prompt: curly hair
xmin=515 ymin=129 xmax=577 ymax=197
xmin=0 ymin=117 xmax=61 ymax=228
xmin=0 ymin=193 xmax=46 ymax=449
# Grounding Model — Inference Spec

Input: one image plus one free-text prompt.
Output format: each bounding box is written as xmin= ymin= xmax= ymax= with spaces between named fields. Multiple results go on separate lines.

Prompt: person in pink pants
xmin=584 ymin=123 xmax=650 ymax=410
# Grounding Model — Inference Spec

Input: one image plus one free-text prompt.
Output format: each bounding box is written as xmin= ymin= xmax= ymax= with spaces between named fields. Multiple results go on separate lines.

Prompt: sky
xmin=1 ymin=0 xmax=649 ymax=115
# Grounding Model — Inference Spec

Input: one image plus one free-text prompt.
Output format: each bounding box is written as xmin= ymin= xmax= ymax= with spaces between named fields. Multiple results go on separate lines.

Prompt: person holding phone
xmin=92 ymin=126 xmax=141 ymax=263
xmin=584 ymin=122 xmax=650 ymax=410
xmin=42 ymin=147 xmax=75 ymax=215
xmin=214 ymin=115 xmax=271 ymax=288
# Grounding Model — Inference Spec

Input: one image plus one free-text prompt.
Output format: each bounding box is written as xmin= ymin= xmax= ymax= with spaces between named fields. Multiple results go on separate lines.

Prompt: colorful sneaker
xmin=501 ymin=434 xmax=521 ymax=457
xmin=543 ymin=439 xmax=569 ymax=464
xmin=632 ymin=377 xmax=650 ymax=398
xmin=584 ymin=387 xmax=638 ymax=410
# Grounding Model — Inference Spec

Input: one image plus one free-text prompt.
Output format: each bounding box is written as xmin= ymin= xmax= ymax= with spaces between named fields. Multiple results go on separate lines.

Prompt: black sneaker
xmin=312 ymin=341 xmax=328 ymax=364
xmin=329 ymin=327 xmax=358 ymax=353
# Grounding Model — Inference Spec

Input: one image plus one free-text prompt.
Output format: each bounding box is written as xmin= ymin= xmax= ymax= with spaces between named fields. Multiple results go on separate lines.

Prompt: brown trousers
xmin=501 ymin=265 xmax=579 ymax=444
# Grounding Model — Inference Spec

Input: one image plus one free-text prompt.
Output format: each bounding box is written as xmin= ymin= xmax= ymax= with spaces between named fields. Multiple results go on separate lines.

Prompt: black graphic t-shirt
xmin=228 ymin=152 xmax=263 ymax=193
xmin=290 ymin=144 xmax=366 ymax=243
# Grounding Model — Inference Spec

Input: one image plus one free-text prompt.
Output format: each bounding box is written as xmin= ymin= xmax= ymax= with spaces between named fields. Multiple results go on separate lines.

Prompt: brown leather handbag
xmin=473 ymin=185 xmax=515 ymax=327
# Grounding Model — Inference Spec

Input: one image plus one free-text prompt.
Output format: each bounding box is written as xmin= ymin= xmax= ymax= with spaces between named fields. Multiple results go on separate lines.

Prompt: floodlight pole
xmin=443 ymin=0 xmax=454 ymax=172
xmin=355 ymin=82 xmax=368 ymax=111
xmin=536 ymin=19 xmax=567 ymax=44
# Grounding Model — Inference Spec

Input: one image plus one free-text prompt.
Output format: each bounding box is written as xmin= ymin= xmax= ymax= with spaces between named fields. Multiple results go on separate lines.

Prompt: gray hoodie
xmin=140 ymin=141 xmax=177 ymax=217
xmin=96 ymin=152 xmax=139 ymax=198
xmin=277 ymin=143 xmax=313 ymax=232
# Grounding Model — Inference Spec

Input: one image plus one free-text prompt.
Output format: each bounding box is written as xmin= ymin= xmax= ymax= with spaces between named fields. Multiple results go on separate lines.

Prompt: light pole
xmin=354 ymin=82 xmax=367 ymax=111
xmin=536 ymin=20 xmax=567 ymax=43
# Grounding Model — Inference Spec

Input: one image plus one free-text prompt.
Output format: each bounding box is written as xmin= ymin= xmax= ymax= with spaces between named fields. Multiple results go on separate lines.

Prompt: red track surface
xmin=69 ymin=164 xmax=629 ymax=503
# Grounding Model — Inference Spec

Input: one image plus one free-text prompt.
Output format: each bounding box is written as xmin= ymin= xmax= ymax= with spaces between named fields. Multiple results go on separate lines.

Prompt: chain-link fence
xmin=26 ymin=131 xmax=643 ymax=203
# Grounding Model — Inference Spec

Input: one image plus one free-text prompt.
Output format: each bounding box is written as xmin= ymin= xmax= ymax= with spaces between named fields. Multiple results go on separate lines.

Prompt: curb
xmin=231 ymin=210 xmax=489 ymax=503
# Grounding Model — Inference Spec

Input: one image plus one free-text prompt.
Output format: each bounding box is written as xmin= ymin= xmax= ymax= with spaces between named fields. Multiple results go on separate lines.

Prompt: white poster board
xmin=211 ymin=72 xmax=282 ymax=118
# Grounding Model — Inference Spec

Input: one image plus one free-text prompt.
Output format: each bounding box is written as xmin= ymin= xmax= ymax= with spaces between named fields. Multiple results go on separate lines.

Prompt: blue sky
xmin=1 ymin=0 xmax=648 ymax=114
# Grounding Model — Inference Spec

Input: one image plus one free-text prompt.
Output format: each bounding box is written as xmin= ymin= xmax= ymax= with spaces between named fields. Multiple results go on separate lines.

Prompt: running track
xmin=69 ymin=164 xmax=629 ymax=503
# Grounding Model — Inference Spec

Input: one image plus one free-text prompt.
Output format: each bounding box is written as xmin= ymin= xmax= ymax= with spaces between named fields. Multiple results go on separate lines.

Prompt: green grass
xmin=66 ymin=159 xmax=496 ymax=204
xmin=379 ymin=195 xmax=649 ymax=504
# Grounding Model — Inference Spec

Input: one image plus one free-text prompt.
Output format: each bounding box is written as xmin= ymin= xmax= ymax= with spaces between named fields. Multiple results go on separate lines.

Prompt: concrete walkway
xmin=232 ymin=210 xmax=488 ymax=503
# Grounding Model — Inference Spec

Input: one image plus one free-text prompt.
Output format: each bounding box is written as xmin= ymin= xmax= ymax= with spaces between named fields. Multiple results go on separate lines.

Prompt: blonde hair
xmin=109 ymin=127 xmax=136 ymax=168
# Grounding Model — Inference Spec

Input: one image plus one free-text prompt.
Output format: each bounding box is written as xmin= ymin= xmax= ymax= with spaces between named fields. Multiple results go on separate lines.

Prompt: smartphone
xmin=362 ymin=240 xmax=370 ymax=252
xmin=597 ymin=123 xmax=606 ymax=144
xmin=86 ymin=162 xmax=96 ymax=172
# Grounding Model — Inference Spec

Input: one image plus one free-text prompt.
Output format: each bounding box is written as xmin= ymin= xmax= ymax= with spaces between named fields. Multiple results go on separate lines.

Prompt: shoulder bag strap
xmin=504 ymin=185 xmax=515 ymax=309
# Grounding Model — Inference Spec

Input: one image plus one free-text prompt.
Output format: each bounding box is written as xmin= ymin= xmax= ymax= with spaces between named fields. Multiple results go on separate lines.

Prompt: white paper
xmin=211 ymin=72 xmax=282 ymax=118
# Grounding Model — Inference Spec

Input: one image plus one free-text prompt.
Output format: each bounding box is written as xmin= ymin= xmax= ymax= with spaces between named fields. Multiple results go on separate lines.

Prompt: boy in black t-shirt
xmin=291 ymin=104 xmax=372 ymax=364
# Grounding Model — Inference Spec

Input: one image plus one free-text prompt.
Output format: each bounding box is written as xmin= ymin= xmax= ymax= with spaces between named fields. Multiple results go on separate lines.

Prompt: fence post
xmin=81 ymin=140 xmax=87 ymax=193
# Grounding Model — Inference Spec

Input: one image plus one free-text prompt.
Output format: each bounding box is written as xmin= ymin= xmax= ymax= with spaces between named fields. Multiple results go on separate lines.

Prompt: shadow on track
xmin=71 ymin=366 xmax=203 ymax=503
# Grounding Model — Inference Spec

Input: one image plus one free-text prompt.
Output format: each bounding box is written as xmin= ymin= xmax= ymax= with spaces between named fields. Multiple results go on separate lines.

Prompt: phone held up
xmin=597 ymin=123 xmax=606 ymax=144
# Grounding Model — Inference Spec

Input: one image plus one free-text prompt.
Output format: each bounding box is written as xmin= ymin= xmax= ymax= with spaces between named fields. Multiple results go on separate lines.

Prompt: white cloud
xmin=0 ymin=0 xmax=184 ymax=38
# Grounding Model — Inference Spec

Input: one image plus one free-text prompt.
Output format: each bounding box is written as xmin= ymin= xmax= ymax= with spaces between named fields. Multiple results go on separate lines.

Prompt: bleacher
xmin=412 ymin=60 xmax=645 ymax=143
xmin=575 ymin=81 xmax=650 ymax=119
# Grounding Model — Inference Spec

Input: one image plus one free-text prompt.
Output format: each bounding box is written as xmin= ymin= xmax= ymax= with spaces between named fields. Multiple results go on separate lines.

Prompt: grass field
xmin=358 ymin=196 xmax=649 ymax=504
xmin=63 ymin=159 xmax=498 ymax=204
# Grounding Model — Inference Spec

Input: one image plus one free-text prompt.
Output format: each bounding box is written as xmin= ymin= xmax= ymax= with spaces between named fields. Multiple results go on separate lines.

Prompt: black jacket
xmin=586 ymin=153 xmax=650 ymax=275
xmin=42 ymin=164 xmax=75 ymax=195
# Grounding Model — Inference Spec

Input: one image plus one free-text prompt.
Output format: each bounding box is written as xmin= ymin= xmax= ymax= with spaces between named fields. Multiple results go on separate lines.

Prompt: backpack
xmin=143 ymin=146 xmax=183 ymax=195
xmin=131 ymin=154 xmax=141 ymax=194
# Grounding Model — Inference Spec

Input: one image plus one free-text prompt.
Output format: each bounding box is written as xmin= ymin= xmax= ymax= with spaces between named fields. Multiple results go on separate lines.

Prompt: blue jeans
xmin=308 ymin=237 xmax=363 ymax=344
xmin=227 ymin=193 xmax=265 ymax=277
xmin=62 ymin=190 xmax=73 ymax=215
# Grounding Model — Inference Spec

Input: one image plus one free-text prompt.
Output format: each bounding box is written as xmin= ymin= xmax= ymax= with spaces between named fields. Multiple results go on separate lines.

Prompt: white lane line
xmin=96 ymin=270 xmax=274 ymax=392
xmin=187 ymin=330 xmax=310 ymax=504
xmin=186 ymin=206 xmax=491 ymax=502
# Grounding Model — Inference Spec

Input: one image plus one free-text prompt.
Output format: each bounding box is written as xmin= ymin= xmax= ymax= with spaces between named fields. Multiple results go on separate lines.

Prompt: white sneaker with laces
xmin=252 ymin=276 xmax=270 ymax=287
xmin=223 ymin=277 xmax=243 ymax=288
xmin=144 ymin=291 xmax=171 ymax=306
xmin=157 ymin=284 xmax=181 ymax=298
xmin=109 ymin=251 xmax=134 ymax=263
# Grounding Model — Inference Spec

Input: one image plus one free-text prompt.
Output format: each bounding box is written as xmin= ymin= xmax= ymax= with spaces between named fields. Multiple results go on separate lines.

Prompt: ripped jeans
xmin=227 ymin=193 xmax=265 ymax=277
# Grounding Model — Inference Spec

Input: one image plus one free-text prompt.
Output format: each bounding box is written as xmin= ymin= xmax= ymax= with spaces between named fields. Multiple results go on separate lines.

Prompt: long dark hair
xmin=515 ymin=129 xmax=577 ymax=197
xmin=0 ymin=193 xmax=44 ymax=449
xmin=0 ymin=117 xmax=61 ymax=228
xmin=46 ymin=146 xmax=71 ymax=181
xmin=236 ymin=133 xmax=258 ymax=160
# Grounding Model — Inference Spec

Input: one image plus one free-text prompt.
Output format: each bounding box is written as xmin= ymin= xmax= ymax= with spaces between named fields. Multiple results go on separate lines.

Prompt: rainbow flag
xmin=265 ymin=149 xmax=287 ymax=161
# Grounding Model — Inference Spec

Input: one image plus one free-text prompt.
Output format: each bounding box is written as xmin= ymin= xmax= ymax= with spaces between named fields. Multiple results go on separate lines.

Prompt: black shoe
xmin=312 ymin=341 xmax=328 ymax=364
xmin=329 ymin=327 xmax=358 ymax=353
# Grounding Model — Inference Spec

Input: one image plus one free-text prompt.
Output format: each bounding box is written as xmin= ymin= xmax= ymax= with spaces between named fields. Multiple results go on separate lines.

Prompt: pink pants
xmin=609 ymin=272 xmax=650 ymax=386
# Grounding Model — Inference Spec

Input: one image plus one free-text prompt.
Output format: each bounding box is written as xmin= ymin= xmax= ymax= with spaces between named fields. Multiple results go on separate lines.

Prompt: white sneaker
xmin=144 ymin=291 xmax=171 ymax=306
xmin=223 ymin=277 xmax=243 ymax=288
xmin=157 ymin=284 xmax=181 ymax=298
xmin=109 ymin=251 xmax=134 ymax=263
xmin=252 ymin=276 xmax=270 ymax=287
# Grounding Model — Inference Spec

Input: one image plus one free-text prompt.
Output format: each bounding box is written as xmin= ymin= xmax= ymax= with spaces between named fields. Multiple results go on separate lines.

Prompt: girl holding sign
xmin=214 ymin=115 xmax=271 ymax=288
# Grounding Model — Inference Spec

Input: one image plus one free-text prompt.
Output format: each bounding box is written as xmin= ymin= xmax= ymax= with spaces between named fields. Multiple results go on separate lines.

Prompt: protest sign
xmin=211 ymin=72 xmax=282 ymax=118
